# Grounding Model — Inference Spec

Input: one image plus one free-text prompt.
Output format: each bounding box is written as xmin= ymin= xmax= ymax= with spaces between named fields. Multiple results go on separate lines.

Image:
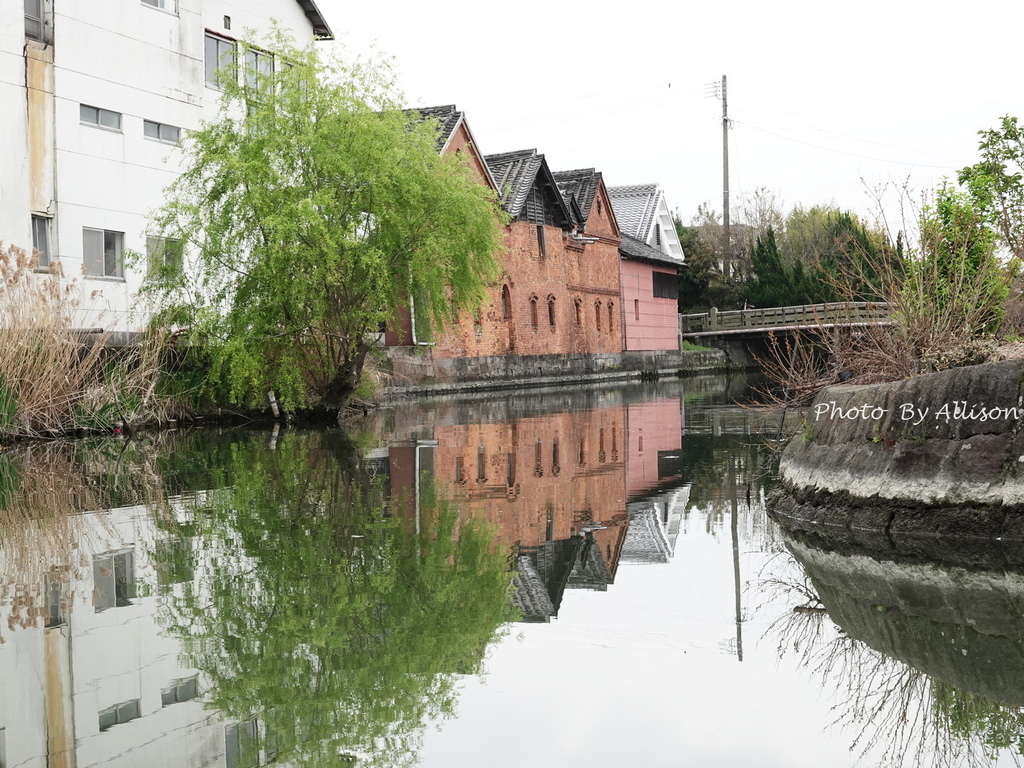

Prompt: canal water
xmin=1 ymin=374 xmax=1021 ymax=767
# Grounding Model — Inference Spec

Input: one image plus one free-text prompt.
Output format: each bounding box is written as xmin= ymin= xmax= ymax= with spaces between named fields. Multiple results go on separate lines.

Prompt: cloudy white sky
xmin=313 ymin=0 xmax=1024 ymax=232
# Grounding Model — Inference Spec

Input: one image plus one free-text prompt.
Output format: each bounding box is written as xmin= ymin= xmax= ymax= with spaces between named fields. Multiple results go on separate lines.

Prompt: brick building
xmin=385 ymin=107 xmax=626 ymax=386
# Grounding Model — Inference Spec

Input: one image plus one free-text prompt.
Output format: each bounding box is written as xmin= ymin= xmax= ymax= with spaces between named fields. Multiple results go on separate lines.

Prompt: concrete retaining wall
xmin=380 ymin=347 xmax=727 ymax=398
xmin=778 ymin=360 xmax=1024 ymax=507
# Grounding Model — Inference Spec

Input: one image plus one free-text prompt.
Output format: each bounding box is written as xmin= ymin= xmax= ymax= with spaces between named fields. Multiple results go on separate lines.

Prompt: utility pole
xmin=720 ymin=75 xmax=730 ymax=277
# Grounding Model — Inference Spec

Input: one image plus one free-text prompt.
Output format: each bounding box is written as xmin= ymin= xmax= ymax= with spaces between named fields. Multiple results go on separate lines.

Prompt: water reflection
xmin=12 ymin=374 xmax=1018 ymax=767
xmin=767 ymin=525 xmax=1024 ymax=767
xmin=0 ymin=431 xmax=513 ymax=768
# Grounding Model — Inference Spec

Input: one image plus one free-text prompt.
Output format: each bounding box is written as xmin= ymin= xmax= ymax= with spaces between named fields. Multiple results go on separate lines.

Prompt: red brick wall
xmin=418 ymin=406 xmax=628 ymax=553
xmin=430 ymin=191 xmax=624 ymax=359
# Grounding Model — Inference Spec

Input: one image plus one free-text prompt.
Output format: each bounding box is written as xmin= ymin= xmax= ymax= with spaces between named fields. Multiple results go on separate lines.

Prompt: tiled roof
xmin=608 ymin=183 xmax=661 ymax=241
xmin=485 ymin=149 xmax=545 ymax=216
xmin=407 ymin=104 xmax=463 ymax=150
xmin=293 ymin=0 xmax=333 ymax=38
xmin=619 ymin=234 xmax=683 ymax=267
xmin=552 ymin=168 xmax=601 ymax=221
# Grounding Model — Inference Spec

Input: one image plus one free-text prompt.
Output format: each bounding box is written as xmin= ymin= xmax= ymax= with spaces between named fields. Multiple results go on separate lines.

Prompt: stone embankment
xmin=771 ymin=359 xmax=1024 ymax=544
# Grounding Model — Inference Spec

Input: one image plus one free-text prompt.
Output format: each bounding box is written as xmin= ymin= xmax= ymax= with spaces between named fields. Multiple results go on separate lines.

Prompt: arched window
xmin=502 ymin=284 xmax=512 ymax=320
xmin=547 ymin=295 xmax=556 ymax=328
xmin=634 ymin=298 xmax=640 ymax=321
xmin=574 ymin=299 xmax=582 ymax=326
xmin=530 ymin=296 xmax=538 ymax=329
xmin=595 ymin=301 xmax=602 ymax=331
xmin=608 ymin=302 xmax=615 ymax=333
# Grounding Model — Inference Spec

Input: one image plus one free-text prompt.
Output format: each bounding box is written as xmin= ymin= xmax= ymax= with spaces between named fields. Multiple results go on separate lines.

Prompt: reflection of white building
xmin=621 ymin=487 xmax=689 ymax=563
xmin=0 ymin=496 xmax=268 ymax=768
xmin=2 ymin=0 xmax=331 ymax=335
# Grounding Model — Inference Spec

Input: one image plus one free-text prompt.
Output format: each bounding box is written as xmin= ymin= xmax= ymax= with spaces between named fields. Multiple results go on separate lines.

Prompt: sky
xmin=311 ymin=0 xmax=1024 ymax=235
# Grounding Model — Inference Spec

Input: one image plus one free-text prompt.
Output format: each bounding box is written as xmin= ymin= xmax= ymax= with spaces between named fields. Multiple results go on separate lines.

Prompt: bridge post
xmin=709 ymin=306 xmax=718 ymax=331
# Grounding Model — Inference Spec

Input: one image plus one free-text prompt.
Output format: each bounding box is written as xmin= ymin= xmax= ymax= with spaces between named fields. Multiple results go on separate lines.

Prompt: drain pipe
xmin=407 ymin=277 xmax=435 ymax=346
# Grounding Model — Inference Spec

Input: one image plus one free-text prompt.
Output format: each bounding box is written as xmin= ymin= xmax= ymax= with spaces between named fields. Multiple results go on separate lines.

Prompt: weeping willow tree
xmin=155 ymin=431 xmax=515 ymax=768
xmin=148 ymin=36 xmax=505 ymax=412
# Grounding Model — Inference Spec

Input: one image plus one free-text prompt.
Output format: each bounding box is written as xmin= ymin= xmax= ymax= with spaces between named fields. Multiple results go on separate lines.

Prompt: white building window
xmin=31 ymin=215 xmax=51 ymax=267
xmin=225 ymin=721 xmax=259 ymax=768
xmin=244 ymin=48 xmax=274 ymax=91
xmin=83 ymin=228 xmax=124 ymax=279
xmin=80 ymin=104 xmax=122 ymax=131
xmin=146 ymin=235 xmax=183 ymax=277
xmin=141 ymin=0 xmax=176 ymax=10
xmin=93 ymin=549 xmax=134 ymax=609
xmin=161 ymin=676 xmax=198 ymax=706
xmin=98 ymin=699 xmax=141 ymax=731
xmin=205 ymin=33 xmax=236 ymax=87
xmin=25 ymin=0 xmax=49 ymax=42
xmin=144 ymin=119 xmax=180 ymax=144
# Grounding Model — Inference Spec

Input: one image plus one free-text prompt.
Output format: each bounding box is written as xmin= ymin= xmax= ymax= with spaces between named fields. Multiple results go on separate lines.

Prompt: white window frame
xmin=205 ymin=33 xmax=237 ymax=88
xmin=98 ymin=699 xmax=141 ymax=731
xmin=83 ymin=228 xmax=125 ymax=279
xmin=244 ymin=47 xmax=274 ymax=91
xmin=141 ymin=0 xmax=176 ymax=12
xmin=25 ymin=0 xmax=51 ymax=42
xmin=144 ymin=119 xmax=181 ymax=144
xmin=146 ymin=235 xmax=183 ymax=276
xmin=80 ymin=104 xmax=122 ymax=132
xmin=31 ymin=214 xmax=51 ymax=268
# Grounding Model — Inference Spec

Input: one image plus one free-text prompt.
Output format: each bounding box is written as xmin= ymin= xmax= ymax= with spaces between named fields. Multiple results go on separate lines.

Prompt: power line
xmin=734 ymin=120 xmax=965 ymax=170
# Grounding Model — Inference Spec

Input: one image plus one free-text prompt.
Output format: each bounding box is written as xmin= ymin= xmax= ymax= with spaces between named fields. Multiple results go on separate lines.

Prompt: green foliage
xmin=0 ymin=377 xmax=16 ymax=433
xmin=908 ymin=184 xmax=1008 ymax=336
xmin=959 ymin=115 xmax=1024 ymax=259
xmin=745 ymin=227 xmax=816 ymax=306
xmin=931 ymin=680 xmax=1024 ymax=756
xmin=149 ymin=36 xmax=505 ymax=411
xmin=156 ymin=431 xmax=514 ymax=768
xmin=674 ymin=217 xmax=745 ymax=311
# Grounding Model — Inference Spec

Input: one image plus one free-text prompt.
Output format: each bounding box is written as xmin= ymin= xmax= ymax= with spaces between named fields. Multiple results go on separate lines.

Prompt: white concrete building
xmin=1 ymin=0 xmax=332 ymax=336
xmin=0 ymin=495 xmax=259 ymax=768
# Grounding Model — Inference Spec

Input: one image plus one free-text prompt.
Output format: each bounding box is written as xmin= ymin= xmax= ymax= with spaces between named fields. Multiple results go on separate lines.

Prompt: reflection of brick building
xmin=385 ymin=393 xmax=686 ymax=620
xmin=386 ymin=404 xmax=630 ymax=620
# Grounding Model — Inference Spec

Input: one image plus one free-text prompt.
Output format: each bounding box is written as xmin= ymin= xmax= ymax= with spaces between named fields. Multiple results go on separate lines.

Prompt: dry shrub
xmin=0 ymin=443 xmax=105 ymax=631
xmin=757 ymin=186 xmax=1009 ymax=404
xmin=0 ymin=242 xmax=179 ymax=438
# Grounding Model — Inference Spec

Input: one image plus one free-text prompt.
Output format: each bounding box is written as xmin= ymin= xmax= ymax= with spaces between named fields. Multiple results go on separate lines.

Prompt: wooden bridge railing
xmin=680 ymin=301 xmax=892 ymax=336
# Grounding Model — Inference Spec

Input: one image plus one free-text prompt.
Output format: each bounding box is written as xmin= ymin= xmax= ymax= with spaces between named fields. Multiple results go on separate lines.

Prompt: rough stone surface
xmin=783 ymin=530 xmax=1024 ymax=706
xmin=779 ymin=360 xmax=1024 ymax=507
xmin=381 ymin=347 xmax=726 ymax=398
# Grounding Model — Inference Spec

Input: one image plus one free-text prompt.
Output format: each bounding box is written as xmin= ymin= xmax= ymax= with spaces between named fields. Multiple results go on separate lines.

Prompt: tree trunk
xmin=321 ymin=344 xmax=370 ymax=412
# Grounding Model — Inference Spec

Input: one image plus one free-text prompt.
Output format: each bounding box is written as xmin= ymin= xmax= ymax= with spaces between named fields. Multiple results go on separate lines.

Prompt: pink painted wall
xmin=625 ymin=398 xmax=683 ymax=499
xmin=619 ymin=260 xmax=679 ymax=351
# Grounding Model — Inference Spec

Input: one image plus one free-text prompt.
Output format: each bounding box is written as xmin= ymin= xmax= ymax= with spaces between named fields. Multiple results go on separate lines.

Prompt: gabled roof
xmin=552 ymin=168 xmax=601 ymax=221
xmin=410 ymin=104 xmax=464 ymax=149
xmin=408 ymin=105 xmax=499 ymax=191
xmin=485 ymin=149 xmax=573 ymax=227
xmin=608 ymin=183 xmax=661 ymax=241
xmin=293 ymin=0 xmax=334 ymax=39
xmin=619 ymin=234 xmax=683 ymax=267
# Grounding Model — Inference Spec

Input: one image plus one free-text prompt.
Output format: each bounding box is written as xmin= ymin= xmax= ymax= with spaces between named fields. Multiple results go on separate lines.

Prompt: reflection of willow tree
xmin=156 ymin=432 xmax=515 ymax=768
xmin=760 ymin=554 xmax=1024 ymax=768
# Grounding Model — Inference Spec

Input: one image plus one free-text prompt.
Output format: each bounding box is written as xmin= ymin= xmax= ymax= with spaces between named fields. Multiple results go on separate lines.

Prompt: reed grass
xmin=0 ymin=242 xmax=180 ymax=439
